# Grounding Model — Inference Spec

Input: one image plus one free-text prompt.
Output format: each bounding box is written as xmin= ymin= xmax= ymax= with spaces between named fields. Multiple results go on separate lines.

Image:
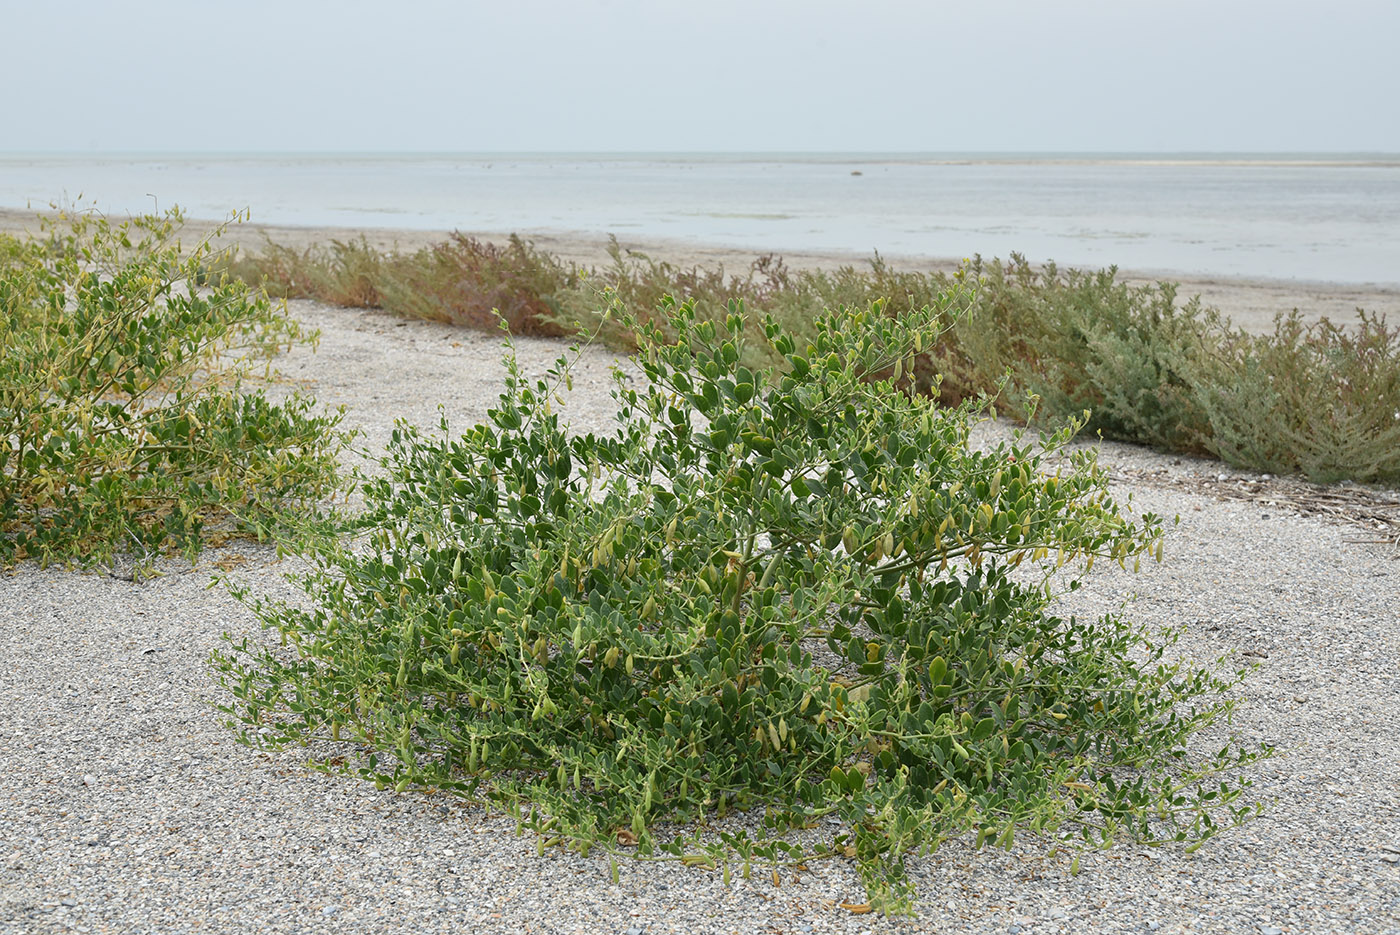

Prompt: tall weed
xmin=378 ymin=234 xmax=575 ymax=336
xmin=224 ymin=237 xmax=384 ymax=307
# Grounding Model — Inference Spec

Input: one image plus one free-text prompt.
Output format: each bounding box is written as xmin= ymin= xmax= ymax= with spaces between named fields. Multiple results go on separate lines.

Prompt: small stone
xmin=1293 ymin=695 xmax=1308 ymax=703
xmin=1009 ymin=927 xmax=1022 ymax=935
xmin=1147 ymin=924 xmax=1161 ymax=932
xmin=81 ymin=774 xmax=96 ymax=787
xmin=1380 ymin=854 xmax=1399 ymax=864
xmin=322 ymin=905 xmax=342 ymax=916
xmin=61 ymin=899 xmax=77 ymax=907
xmin=1381 ymin=844 xmax=1400 ymax=854
xmin=1260 ymin=927 xmax=1282 ymax=935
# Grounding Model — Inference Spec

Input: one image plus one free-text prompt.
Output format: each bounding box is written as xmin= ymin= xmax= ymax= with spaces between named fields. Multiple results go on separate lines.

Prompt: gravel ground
xmin=3 ymin=301 xmax=1398 ymax=934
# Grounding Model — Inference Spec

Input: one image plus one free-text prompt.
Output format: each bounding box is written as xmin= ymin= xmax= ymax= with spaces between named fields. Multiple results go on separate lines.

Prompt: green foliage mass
xmin=214 ymin=295 xmax=1267 ymax=912
xmin=0 ymin=209 xmax=350 ymax=569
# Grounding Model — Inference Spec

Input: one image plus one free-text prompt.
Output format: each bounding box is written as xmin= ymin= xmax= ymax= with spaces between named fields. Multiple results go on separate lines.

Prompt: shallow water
xmin=3 ymin=152 xmax=1397 ymax=284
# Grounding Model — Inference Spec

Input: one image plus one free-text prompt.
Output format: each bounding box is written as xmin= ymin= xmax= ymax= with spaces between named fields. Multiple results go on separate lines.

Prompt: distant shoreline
xmin=3 ymin=207 xmax=1396 ymax=336
xmin=4 ymin=150 xmax=1397 ymax=166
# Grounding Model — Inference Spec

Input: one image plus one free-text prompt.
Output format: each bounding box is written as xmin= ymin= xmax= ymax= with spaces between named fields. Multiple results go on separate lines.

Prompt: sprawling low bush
xmin=215 ymin=294 xmax=1266 ymax=912
xmin=0 ymin=209 xmax=349 ymax=569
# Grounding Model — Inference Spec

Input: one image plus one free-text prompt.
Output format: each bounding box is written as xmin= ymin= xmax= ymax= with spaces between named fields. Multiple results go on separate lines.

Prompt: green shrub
xmin=0 ymin=209 xmax=350 ymax=569
xmin=951 ymin=256 xmax=1217 ymax=453
xmin=1189 ymin=311 xmax=1400 ymax=484
xmin=214 ymin=295 xmax=1266 ymax=912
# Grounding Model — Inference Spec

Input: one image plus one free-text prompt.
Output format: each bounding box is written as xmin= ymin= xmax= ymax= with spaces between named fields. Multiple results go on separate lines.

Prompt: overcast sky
xmin=2 ymin=0 xmax=1396 ymax=153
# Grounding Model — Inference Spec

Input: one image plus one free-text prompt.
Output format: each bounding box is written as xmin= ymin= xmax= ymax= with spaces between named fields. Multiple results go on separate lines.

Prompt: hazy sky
xmin=2 ymin=0 xmax=1396 ymax=153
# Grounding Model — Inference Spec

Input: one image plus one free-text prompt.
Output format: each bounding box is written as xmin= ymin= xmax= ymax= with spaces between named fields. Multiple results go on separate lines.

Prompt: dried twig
xmin=1111 ymin=467 xmax=1400 ymax=548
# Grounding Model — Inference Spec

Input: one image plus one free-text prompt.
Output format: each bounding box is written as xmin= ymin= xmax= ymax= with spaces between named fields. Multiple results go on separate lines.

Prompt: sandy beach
xmin=2 ymin=207 xmax=1396 ymax=336
xmin=2 ymin=291 xmax=1399 ymax=933
xmin=4 ymin=200 xmax=1400 ymax=933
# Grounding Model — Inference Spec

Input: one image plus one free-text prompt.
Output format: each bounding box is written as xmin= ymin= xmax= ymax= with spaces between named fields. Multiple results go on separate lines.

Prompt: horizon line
xmin=4 ymin=148 xmax=1399 ymax=158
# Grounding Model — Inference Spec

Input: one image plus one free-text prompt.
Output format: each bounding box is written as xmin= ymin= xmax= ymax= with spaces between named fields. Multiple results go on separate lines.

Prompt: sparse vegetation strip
xmin=226 ymin=236 xmax=1400 ymax=487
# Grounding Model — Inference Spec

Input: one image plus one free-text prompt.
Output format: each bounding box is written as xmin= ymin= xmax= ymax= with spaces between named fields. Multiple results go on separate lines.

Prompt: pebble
xmin=1260 ymin=927 xmax=1283 ymax=935
xmin=321 ymin=905 xmax=342 ymax=917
